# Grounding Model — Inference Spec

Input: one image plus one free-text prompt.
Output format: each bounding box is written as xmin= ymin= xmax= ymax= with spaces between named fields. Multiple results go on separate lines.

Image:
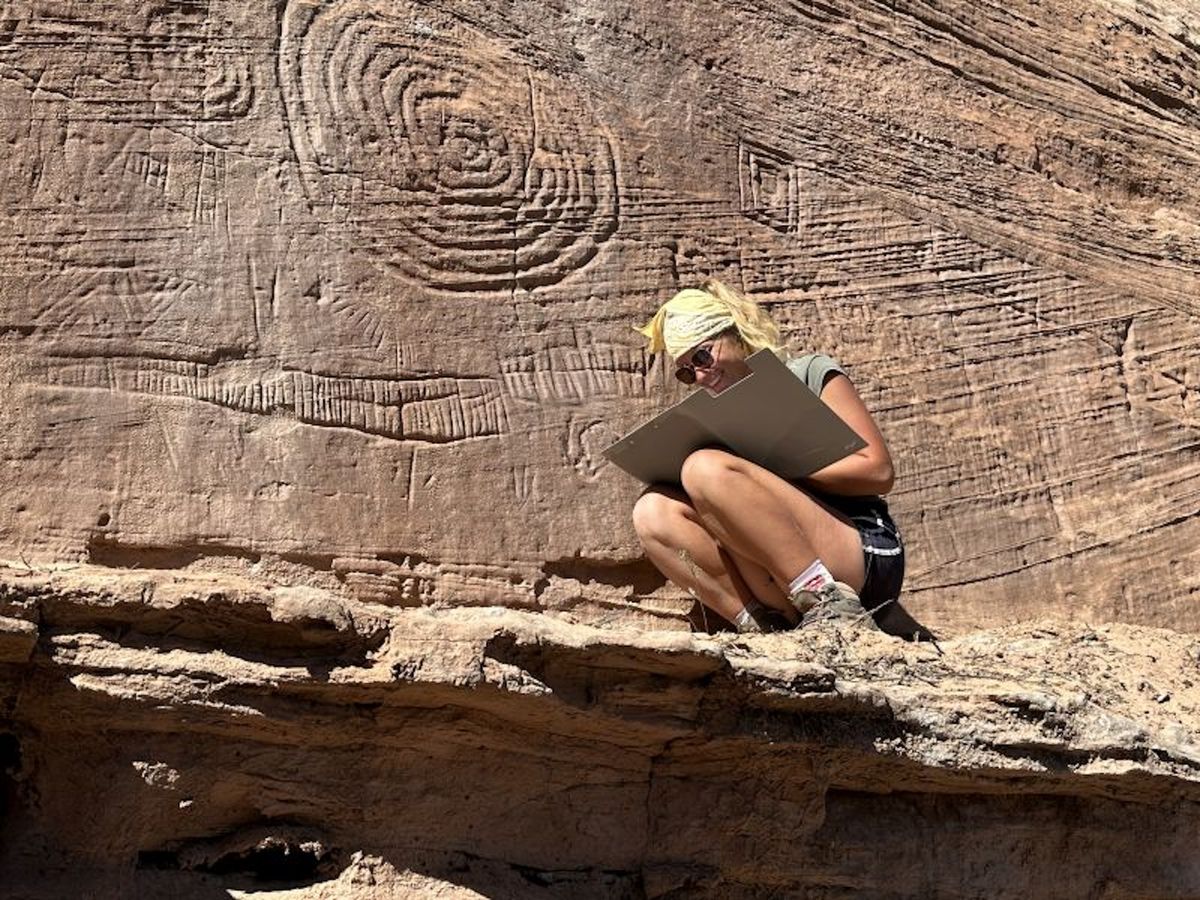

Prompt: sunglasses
xmin=674 ymin=344 xmax=716 ymax=385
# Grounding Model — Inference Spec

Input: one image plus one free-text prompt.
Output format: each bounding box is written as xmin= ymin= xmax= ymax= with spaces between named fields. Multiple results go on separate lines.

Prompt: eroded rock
xmin=2 ymin=0 xmax=1200 ymax=894
xmin=1 ymin=565 xmax=1199 ymax=897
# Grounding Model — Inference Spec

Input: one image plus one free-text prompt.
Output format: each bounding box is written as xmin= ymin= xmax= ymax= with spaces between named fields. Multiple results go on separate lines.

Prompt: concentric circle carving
xmin=280 ymin=2 xmax=619 ymax=291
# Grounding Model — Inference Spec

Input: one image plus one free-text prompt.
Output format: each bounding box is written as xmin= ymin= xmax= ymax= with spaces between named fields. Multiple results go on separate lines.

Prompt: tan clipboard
xmin=602 ymin=350 xmax=866 ymax=485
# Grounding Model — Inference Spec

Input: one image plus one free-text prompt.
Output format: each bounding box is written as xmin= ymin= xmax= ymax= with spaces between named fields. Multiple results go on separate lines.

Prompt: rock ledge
xmin=2 ymin=562 xmax=1199 ymax=898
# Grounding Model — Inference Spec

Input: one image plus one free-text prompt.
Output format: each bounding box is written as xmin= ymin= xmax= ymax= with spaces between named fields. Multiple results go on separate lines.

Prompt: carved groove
xmin=279 ymin=0 xmax=619 ymax=291
xmin=738 ymin=138 xmax=801 ymax=234
xmin=501 ymin=343 xmax=652 ymax=403
xmin=33 ymin=269 xmax=208 ymax=343
xmin=0 ymin=2 xmax=255 ymax=123
xmin=36 ymin=357 xmax=507 ymax=444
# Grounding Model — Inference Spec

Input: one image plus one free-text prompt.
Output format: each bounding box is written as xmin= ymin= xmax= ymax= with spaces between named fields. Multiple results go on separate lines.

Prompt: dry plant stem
xmin=633 ymin=488 xmax=800 ymax=626
xmin=633 ymin=491 xmax=751 ymax=623
xmin=656 ymin=536 xmax=749 ymax=625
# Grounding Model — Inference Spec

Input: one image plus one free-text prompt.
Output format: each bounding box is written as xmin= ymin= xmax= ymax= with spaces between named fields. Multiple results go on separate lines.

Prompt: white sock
xmin=733 ymin=602 xmax=764 ymax=633
xmin=789 ymin=560 xmax=834 ymax=597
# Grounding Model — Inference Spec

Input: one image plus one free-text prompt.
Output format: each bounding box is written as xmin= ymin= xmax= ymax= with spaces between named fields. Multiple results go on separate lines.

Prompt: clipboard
xmin=602 ymin=349 xmax=866 ymax=485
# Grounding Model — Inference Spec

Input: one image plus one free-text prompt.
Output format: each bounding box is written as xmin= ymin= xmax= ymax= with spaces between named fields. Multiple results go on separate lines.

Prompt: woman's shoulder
xmin=786 ymin=352 xmax=847 ymax=396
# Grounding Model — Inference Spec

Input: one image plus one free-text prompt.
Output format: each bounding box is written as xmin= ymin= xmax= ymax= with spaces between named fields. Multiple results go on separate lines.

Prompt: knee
xmin=679 ymin=448 xmax=741 ymax=502
xmin=632 ymin=490 xmax=684 ymax=546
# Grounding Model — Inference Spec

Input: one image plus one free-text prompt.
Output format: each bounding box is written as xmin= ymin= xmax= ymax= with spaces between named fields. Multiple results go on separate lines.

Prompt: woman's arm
xmin=801 ymin=373 xmax=895 ymax=496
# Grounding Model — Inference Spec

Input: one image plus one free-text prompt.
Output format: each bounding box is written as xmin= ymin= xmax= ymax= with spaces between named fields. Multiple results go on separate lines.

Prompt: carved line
xmin=738 ymin=138 xmax=800 ymax=235
xmin=123 ymin=150 xmax=169 ymax=191
xmin=193 ymin=147 xmax=227 ymax=225
xmin=1 ymin=4 xmax=255 ymax=122
xmin=501 ymin=345 xmax=652 ymax=403
xmin=279 ymin=0 xmax=619 ymax=291
xmin=34 ymin=357 xmax=507 ymax=444
xmin=33 ymin=270 xmax=203 ymax=338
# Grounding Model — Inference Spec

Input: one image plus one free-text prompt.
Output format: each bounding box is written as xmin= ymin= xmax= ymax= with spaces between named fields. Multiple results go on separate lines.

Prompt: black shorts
xmin=850 ymin=503 xmax=905 ymax=612
xmin=813 ymin=492 xmax=905 ymax=611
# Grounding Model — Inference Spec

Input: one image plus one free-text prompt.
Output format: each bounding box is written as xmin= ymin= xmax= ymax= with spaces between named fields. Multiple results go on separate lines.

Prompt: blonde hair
xmin=698 ymin=278 xmax=790 ymax=360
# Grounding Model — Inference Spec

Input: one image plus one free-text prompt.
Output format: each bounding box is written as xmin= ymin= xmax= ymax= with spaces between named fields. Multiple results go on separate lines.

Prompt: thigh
xmin=734 ymin=460 xmax=867 ymax=592
xmin=636 ymin=483 xmax=705 ymax=531
xmin=724 ymin=547 xmax=789 ymax=607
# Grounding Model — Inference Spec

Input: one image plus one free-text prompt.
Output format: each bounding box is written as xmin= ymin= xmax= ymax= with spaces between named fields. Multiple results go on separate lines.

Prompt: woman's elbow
xmin=874 ymin=457 xmax=895 ymax=495
xmin=855 ymin=450 xmax=894 ymax=494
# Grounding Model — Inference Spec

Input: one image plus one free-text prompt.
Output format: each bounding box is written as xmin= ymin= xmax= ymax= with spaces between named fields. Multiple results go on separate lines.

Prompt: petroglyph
xmin=0 ymin=1 xmax=256 ymax=123
xmin=34 ymin=356 xmax=507 ymax=444
xmin=32 ymin=268 xmax=212 ymax=346
xmin=331 ymin=555 xmax=543 ymax=608
xmin=0 ymin=2 xmax=16 ymax=45
xmin=192 ymin=148 xmax=227 ymax=227
xmin=123 ymin=151 xmax=170 ymax=194
xmin=1121 ymin=315 xmax=1200 ymax=430
xmin=279 ymin=0 xmax=619 ymax=291
xmin=501 ymin=342 xmax=652 ymax=404
xmin=566 ymin=417 xmax=620 ymax=481
xmin=165 ymin=53 xmax=255 ymax=122
xmin=738 ymin=139 xmax=801 ymax=235
xmin=5 ymin=0 xmax=1200 ymax=642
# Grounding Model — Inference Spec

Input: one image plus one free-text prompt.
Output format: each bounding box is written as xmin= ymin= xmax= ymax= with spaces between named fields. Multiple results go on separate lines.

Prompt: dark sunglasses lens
xmin=692 ymin=347 xmax=714 ymax=368
xmin=674 ymin=366 xmax=696 ymax=385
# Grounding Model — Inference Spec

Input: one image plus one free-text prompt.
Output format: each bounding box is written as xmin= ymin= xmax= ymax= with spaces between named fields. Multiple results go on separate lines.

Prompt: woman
xmin=632 ymin=279 xmax=903 ymax=634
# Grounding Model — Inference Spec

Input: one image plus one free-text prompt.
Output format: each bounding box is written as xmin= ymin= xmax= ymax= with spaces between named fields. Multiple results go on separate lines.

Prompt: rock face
xmin=3 ymin=563 xmax=1200 ymax=898
xmin=3 ymin=1 xmax=1200 ymax=895
xmin=0 ymin=0 xmax=1199 ymax=633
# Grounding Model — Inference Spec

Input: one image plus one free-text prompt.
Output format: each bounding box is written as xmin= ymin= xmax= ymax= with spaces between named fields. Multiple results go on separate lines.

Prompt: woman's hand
xmin=802 ymin=374 xmax=895 ymax=496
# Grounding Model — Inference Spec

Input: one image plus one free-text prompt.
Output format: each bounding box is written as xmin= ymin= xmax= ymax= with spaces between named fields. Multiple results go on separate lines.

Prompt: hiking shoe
xmin=759 ymin=609 xmax=795 ymax=633
xmin=787 ymin=580 xmax=852 ymax=617
xmin=733 ymin=600 xmax=794 ymax=634
xmin=791 ymin=581 xmax=879 ymax=631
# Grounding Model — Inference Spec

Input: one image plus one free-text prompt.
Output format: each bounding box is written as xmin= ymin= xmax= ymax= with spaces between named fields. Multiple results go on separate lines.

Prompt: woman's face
xmin=673 ymin=331 xmax=753 ymax=395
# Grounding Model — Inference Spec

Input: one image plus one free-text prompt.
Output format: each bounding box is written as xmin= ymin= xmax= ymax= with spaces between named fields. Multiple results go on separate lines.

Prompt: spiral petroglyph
xmin=279 ymin=1 xmax=619 ymax=292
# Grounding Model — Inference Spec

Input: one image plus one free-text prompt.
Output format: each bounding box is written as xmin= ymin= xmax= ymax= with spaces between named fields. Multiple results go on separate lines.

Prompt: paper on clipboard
xmin=602 ymin=349 xmax=866 ymax=485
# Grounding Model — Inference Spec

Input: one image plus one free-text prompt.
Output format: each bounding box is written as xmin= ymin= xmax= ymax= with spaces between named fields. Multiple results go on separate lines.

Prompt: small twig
xmin=862 ymin=597 xmax=944 ymax=655
xmin=679 ymin=549 xmax=716 ymax=634
xmin=899 ymin=670 xmax=940 ymax=687
xmin=859 ymin=597 xmax=894 ymax=622
xmin=920 ymin=633 xmax=945 ymax=657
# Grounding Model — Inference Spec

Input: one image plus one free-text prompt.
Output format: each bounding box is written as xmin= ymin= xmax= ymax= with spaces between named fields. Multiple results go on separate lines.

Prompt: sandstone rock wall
xmin=2 ymin=0 xmax=1200 ymax=633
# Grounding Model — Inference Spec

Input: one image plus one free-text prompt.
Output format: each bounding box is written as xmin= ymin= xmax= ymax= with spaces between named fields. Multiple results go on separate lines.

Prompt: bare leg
xmin=632 ymin=486 xmax=758 ymax=626
xmin=724 ymin=547 xmax=798 ymax=624
xmin=680 ymin=448 xmax=866 ymax=592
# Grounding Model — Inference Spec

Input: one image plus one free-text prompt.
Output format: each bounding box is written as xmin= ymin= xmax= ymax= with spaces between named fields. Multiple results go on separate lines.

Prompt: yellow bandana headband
xmin=636 ymin=289 xmax=735 ymax=359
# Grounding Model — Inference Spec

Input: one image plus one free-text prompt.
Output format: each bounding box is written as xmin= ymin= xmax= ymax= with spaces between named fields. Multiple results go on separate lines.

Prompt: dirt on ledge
xmin=1 ymin=561 xmax=1199 ymax=898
